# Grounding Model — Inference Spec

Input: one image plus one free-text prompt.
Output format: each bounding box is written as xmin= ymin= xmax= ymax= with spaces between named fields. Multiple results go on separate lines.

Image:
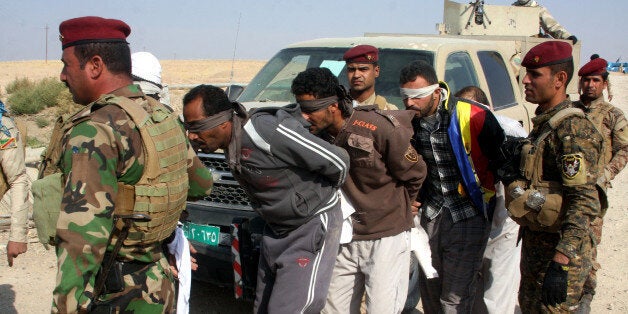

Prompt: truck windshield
xmin=238 ymin=47 xmax=434 ymax=109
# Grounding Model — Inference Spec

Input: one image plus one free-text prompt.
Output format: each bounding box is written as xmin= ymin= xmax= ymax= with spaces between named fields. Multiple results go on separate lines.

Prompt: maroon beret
xmin=521 ymin=41 xmax=573 ymax=69
xmin=343 ymin=45 xmax=378 ymax=63
xmin=59 ymin=16 xmax=130 ymax=49
xmin=578 ymin=57 xmax=608 ymax=77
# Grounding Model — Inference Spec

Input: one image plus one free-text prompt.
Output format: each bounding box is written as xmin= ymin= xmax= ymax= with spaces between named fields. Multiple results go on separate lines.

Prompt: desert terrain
xmin=0 ymin=60 xmax=626 ymax=313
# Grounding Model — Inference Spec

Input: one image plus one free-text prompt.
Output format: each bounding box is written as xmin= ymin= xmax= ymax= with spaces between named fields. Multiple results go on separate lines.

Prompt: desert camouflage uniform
xmin=513 ymin=0 xmax=573 ymax=39
xmin=52 ymin=85 xmax=213 ymax=313
xmin=0 ymin=115 xmax=31 ymax=244
xmin=574 ymin=96 xmax=628 ymax=296
xmin=519 ymin=100 xmax=603 ymax=313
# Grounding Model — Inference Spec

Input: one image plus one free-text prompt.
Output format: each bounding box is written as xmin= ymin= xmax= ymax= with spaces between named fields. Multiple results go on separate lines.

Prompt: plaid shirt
xmin=412 ymin=100 xmax=478 ymax=223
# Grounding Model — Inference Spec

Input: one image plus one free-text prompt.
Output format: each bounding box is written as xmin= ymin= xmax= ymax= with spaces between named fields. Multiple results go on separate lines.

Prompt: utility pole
xmin=45 ymin=24 xmax=49 ymax=63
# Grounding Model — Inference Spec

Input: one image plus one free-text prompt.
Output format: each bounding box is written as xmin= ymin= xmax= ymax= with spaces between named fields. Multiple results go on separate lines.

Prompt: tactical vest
xmin=33 ymin=95 xmax=189 ymax=247
xmin=506 ymin=108 xmax=584 ymax=232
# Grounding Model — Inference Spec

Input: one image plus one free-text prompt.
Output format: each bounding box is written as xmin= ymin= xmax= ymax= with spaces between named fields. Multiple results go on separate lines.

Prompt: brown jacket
xmin=332 ymin=106 xmax=426 ymax=240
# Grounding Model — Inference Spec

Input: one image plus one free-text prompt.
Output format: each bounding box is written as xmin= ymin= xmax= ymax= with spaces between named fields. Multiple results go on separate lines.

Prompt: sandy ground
xmin=0 ymin=61 xmax=626 ymax=313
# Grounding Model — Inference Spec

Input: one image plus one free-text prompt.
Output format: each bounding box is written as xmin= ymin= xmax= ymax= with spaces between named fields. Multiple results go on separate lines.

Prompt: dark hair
xmin=291 ymin=67 xmax=338 ymax=98
xmin=399 ymin=60 xmax=438 ymax=85
xmin=291 ymin=67 xmax=352 ymax=117
xmin=455 ymin=86 xmax=490 ymax=107
xmin=590 ymin=54 xmax=600 ymax=60
xmin=73 ymin=42 xmax=131 ymax=75
xmin=549 ymin=60 xmax=574 ymax=85
xmin=183 ymin=84 xmax=232 ymax=116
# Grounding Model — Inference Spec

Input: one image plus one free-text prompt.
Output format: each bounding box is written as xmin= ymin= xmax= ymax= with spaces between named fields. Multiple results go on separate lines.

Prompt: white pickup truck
xmin=184 ymin=0 xmax=580 ymax=304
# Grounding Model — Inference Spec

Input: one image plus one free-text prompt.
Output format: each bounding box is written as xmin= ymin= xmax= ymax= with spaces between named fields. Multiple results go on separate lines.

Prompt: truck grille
xmin=206 ymin=183 xmax=251 ymax=206
xmin=198 ymin=153 xmax=251 ymax=207
xmin=199 ymin=154 xmax=231 ymax=172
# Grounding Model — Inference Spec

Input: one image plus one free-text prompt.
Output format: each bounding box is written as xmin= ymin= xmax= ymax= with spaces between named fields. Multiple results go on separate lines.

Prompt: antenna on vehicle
xmin=229 ymin=13 xmax=242 ymax=84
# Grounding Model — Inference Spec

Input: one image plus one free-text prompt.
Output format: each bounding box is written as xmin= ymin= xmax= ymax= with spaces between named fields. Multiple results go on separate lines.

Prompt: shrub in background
xmin=7 ymin=77 xmax=68 ymax=115
xmin=5 ymin=78 xmax=34 ymax=94
xmin=56 ymin=89 xmax=82 ymax=116
xmin=35 ymin=116 xmax=50 ymax=128
xmin=26 ymin=136 xmax=45 ymax=148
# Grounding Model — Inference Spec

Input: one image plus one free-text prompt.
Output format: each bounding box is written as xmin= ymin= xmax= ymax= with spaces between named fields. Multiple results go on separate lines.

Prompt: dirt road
xmin=1 ymin=73 xmax=626 ymax=313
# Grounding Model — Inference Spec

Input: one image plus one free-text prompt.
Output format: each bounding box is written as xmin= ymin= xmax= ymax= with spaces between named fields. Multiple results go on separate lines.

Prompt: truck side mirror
xmin=225 ymin=85 xmax=245 ymax=102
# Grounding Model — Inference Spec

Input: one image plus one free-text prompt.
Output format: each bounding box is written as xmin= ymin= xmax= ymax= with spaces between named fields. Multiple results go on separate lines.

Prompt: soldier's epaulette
xmin=375 ymin=110 xmax=401 ymax=128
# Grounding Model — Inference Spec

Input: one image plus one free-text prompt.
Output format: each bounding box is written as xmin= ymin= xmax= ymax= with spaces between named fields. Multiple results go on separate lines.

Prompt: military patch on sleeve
xmin=561 ymin=153 xmax=586 ymax=185
xmin=0 ymin=137 xmax=17 ymax=149
xmin=404 ymin=145 xmax=419 ymax=163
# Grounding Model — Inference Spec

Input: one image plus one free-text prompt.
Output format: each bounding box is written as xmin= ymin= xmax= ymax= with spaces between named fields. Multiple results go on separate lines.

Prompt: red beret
xmin=521 ymin=41 xmax=572 ymax=69
xmin=343 ymin=45 xmax=378 ymax=63
xmin=578 ymin=58 xmax=608 ymax=77
xmin=59 ymin=16 xmax=130 ymax=49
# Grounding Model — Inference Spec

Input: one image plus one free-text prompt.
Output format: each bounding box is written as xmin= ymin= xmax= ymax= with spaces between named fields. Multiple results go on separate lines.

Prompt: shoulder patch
xmin=404 ymin=145 xmax=419 ymax=163
xmin=0 ymin=137 xmax=17 ymax=149
xmin=561 ymin=153 xmax=586 ymax=185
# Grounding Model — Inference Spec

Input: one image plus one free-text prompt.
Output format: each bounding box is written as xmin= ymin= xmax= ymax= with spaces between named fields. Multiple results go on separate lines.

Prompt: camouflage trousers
xmin=583 ymin=216 xmax=603 ymax=295
xmin=519 ymin=228 xmax=594 ymax=313
xmin=92 ymin=256 xmax=176 ymax=314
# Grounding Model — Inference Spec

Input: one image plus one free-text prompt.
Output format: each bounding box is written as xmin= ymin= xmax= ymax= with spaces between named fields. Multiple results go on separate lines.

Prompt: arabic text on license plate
xmin=183 ymin=223 xmax=220 ymax=246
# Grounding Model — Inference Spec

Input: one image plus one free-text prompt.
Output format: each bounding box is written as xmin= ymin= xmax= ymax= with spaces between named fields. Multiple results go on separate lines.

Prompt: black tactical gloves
xmin=542 ymin=260 xmax=569 ymax=306
xmin=496 ymin=136 xmax=525 ymax=186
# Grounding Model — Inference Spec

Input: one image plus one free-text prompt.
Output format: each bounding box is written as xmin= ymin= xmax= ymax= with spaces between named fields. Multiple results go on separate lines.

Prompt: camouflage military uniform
xmin=519 ymin=100 xmax=603 ymax=313
xmin=513 ymin=0 xmax=573 ymax=39
xmin=0 ymin=114 xmax=31 ymax=244
xmin=574 ymin=96 xmax=628 ymax=296
xmin=52 ymin=85 xmax=213 ymax=313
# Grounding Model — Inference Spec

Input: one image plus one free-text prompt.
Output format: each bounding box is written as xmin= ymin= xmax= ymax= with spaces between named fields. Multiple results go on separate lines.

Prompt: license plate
xmin=183 ymin=222 xmax=221 ymax=246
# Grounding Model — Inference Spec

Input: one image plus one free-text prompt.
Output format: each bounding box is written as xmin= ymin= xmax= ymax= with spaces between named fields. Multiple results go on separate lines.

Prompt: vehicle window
xmin=444 ymin=52 xmax=479 ymax=96
xmin=377 ymin=49 xmax=433 ymax=108
xmin=239 ymin=52 xmax=314 ymax=103
xmin=238 ymin=47 xmax=434 ymax=109
xmin=477 ymin=51 xmax=517 ymax=110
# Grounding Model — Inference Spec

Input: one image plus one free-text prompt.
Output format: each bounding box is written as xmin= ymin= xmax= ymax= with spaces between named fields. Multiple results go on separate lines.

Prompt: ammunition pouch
xmin=506 ymin=182 xmax=564 ymax=232
xmin=32 ymin=172 xmax=64 ymax=247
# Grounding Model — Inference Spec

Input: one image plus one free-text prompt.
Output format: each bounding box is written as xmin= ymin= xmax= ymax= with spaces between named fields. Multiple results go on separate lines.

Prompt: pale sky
xmin=0 ymin=0 xmax=626 ymax=64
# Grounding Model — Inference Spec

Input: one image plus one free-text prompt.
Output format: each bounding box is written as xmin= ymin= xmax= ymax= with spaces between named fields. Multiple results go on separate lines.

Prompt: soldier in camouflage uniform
xmin=573 ymin=57 xmax=628 ymax=313
xmin=515 ymin=41 xmax=603 ymax=313
xmin=51 ymin=17 xmax=213 ymax=313
xmin=0 ymin=100 xmax=31 ymax=267
xmin=512 ymin=0 xmax=578 ymax=44
xmin=578 ymin=54 xmax=614 ymax=102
